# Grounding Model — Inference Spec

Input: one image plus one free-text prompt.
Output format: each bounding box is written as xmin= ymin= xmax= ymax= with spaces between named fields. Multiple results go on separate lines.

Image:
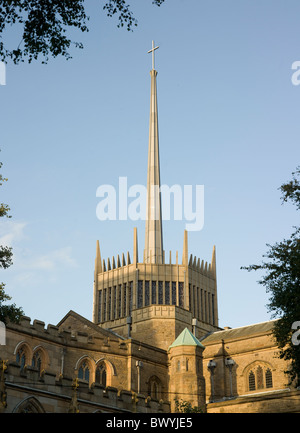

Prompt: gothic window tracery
xmin=32 ymin=349 xmax=43 ymax=374
xmin=256 ymin=366 xmax=264 ymax=389
xmin=78 ymin=360 xmax=90 ymax=382
xmin=265 ymin=368 xmax=273 ymax=388
xmin=247 ymin=364 xmax=273 ymax=392
xmin=16 ymin=345 xmax=29 ymax=369
xmin=248 ymin=370 xmax=256 ymax=391
xmin=95 ymin=362 xmax=107 ymax=387
xmin=14 ymin=397 xmax=45 ymax=413
xmin=16 ymin=347 xmax=26 ymax=368
xmin=147 ymin=376 xmax=161 ymax=401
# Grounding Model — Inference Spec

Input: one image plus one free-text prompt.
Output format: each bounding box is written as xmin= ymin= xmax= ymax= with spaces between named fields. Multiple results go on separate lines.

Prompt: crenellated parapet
xmin=2 ymin=362 xmax=170 ymax=413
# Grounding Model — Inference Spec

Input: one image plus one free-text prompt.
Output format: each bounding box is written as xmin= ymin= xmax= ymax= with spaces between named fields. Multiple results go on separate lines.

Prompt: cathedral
xmin=0 ymin=43 xmax=300 ymax=414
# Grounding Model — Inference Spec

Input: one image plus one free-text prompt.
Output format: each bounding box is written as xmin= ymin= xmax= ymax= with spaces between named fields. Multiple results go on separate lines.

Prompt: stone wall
xmin=0 ymin=313 xmax=171 ymax=413
xmin=3 ymin=362 xmax=170 ymax=413
xmin=207 ymin=388 xmax=300 ymax=413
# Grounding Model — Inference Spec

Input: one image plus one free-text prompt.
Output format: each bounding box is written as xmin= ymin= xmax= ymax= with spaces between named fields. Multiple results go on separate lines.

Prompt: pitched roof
xmin=200 ymin=320 xmax=276 ymax=345
xmin=56 ymin=310 xmax=125 ymax=340
xmin=169 ymin=328 xmax=205 ymax=349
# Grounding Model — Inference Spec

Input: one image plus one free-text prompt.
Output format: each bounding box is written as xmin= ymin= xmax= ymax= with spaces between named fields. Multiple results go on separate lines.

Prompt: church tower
xmin=92 ymin=42 xmax=220 ymax=350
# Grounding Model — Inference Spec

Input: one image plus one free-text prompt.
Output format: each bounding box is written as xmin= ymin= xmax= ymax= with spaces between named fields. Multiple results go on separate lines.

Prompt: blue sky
xmin=0 ymin=0 xmax=299 ymax=329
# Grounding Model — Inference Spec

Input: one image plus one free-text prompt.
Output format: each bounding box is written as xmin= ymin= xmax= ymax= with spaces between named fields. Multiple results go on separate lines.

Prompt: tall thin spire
xmin=144 ymin=41 xmax=163 ymax=264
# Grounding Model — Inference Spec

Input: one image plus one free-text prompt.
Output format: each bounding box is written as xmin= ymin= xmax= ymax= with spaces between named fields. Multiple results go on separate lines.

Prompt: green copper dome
xmin=169 ymin=328 xmax=205 ymax=349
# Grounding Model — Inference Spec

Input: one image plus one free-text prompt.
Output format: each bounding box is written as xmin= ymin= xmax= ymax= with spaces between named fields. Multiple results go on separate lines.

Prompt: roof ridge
xmin=210 ymin=319 xmax=277 ymax=335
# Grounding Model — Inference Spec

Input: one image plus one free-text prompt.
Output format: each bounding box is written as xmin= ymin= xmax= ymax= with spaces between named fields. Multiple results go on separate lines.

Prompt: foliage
xmin=242 ymin=167 xmax=300 ymax=386
xmin=0 ymin=161 xmax=12 ymax=271
xmin=0 ymin=283 xmax=23 ymax=324
xmin=174 ymin=397 xmax=203 ymax=413
xmin=0 ymin=158 xmax=24 ymax=324
xmin=0 ymin=0 xmax=165 ymax=64
xmin=280 ymin=166 xmax=300 ymax=211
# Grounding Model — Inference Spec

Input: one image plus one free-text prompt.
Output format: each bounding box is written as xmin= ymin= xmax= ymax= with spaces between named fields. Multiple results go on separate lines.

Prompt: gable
xmin=57 ymin=310 xmax=124 ymax=341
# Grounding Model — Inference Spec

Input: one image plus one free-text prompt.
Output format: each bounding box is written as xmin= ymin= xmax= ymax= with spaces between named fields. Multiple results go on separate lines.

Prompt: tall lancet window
xmin=248 ymin=371 xmax=256 ymax=391
xmin=179 ymin=282 xmax=184 ymax=307
xmin=123 ymin=283 xmax=127 ymax=317
xmin=265 ymin=368 xmax=273 ymax=388
xmin=128 ymin=281 xmax=133 ymax=315
xmin=32 ymin=349 xmax=43 ymax=374
xmin=96 ymin=362 xmax=107 ymax=387
xmin=108 ymin=287 xmax=111 ymax=321
xmin=212 ymin=294 xmax=215 ymax=325
xmin=137 ymin=280 xmax=143 ymax=308
xmin=172 ymin=282 xmax=176 ymax=305
xmin=16 ymin=346 xmax=27 ymax=369
xmin=118 ymin=284 xmax=122 ymax=318
xmin=152 ymin=281 xmax=157 ymax=304
xmin=78 ymin=361 xmax=90 ymax=383
xmin=103 ymin=288 xmax=107 ymax=322
xmin=158 ymin=281 xmax=163 ymax=304
xmin=145 ymin=281 xmax=150 ymax=306
xmin=113 ymin=286 xmax=117 ymax=320
xmin=98 ymin=290 xmax=102 ymax=323
xmin=165 ymin=282 xmax=170 ymax=305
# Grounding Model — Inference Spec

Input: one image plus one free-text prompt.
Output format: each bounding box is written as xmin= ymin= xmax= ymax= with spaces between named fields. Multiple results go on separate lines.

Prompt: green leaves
xmin=103 ymin=0 xmax=137 ymax=31
xmin=0 ymin=245 xmax=13 ymax=270
xmin=242 ymin=167 xmax=300 ymax=386
xmin=0 ymin=0 xmax=166 ymax=64
xmin=0 ymin=283 xmax=23 ymax=324
xmin=174 ymin=398 xmax=203 ymax=413
xmin=0 ymin=154 xmax=24 ymax=324
xmin=280 ymin=166 xmax=300 ymax=211
xmin=0 ymin=0 xmax=89 ymax=64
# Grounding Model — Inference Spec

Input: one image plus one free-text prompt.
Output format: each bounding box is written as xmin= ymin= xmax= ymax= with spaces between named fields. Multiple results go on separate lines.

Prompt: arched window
xmin=176 ymin=360 xmax=180 ymax=372
xmin=248 ymin=370 xmax=256 ymax=391
xmin=256 ymin=366 xmax=264 ymax=389
xmin=13 ymin=397 xmax=45 ymax=413
xmin=147 ymin=376 xmax=162 ymax=401
xmin=78 ymin=360 xmax=90 ymax=382
xmin=265 ymin=368 xmax=273 ymax=388
xmin=16 ymin=346 xmax=27 ymax=369
xmin=95 ymin=362 xmax=107 ymax=387
xmin=186 ymin=358 xmax=189 ymax=372
xmin=32 ymin=350 xmax=43 ymax=374
xmin=247 ymin=365 xmax=273 ymax=392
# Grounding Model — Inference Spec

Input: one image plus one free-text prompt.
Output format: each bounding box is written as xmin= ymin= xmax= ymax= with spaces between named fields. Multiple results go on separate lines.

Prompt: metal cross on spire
xmin=147 ymin=40 xmax=159 ymax=70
